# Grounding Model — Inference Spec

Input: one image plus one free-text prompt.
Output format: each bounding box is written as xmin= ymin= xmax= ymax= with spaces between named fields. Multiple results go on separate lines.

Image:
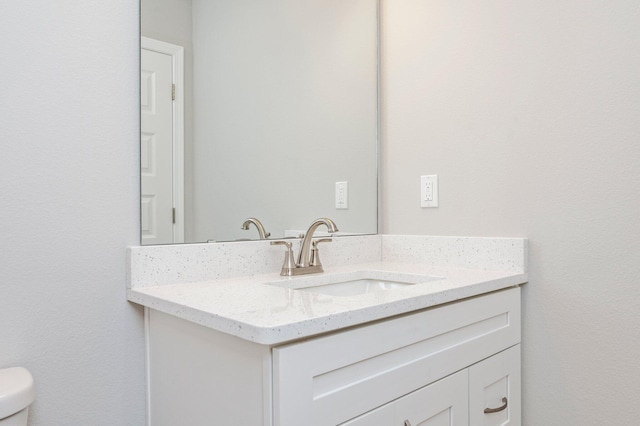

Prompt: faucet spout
xmin=297 ymin=218 xmax=339 ymax=267
xmin=241 ymin=217 xmax=271 ymax=239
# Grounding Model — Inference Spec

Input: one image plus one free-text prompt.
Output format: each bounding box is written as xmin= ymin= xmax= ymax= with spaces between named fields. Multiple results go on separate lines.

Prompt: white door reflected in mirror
xmin=141 ymin=48 xmax=175 ymax=245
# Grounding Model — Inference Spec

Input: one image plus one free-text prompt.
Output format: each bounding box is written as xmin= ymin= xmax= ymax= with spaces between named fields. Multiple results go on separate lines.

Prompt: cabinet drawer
xmin=273 ymin=287 xmax=520 ymax=426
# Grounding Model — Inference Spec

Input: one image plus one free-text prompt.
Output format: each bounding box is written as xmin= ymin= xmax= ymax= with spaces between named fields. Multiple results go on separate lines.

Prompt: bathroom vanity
xmin=128 ymin=235 xmax=527 ymax=425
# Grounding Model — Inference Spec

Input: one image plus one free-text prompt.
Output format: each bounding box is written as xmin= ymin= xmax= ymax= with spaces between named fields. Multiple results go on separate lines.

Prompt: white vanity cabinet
xmin=147 ymin=287 xmax=521 ymax=426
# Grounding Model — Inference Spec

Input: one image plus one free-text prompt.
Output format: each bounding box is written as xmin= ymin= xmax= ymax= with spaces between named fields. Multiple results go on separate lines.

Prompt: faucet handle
xmin=312 ymin=238 xmax=333 ymax=247
xmin=310 ymin=238 xmax=333 ymax=267
xmin=270 ymin=241 xmax=296 ymax=276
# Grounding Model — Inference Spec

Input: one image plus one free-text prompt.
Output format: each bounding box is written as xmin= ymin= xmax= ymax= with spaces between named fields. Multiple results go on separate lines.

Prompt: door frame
xmin=141 ymin=36 xmax=185 ymax=243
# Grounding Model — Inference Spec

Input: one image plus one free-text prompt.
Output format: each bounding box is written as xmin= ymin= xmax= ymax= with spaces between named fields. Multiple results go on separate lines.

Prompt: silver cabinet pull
xmin=404 ymin=421 xmax=412 ymax=426
xmin=484 ymin=397 xmax=508 ymax=414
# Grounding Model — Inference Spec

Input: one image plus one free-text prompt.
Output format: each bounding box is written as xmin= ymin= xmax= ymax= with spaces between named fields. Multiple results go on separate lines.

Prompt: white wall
xmin=0 ymin=2 xmax=145 ymax=425
xmin=382 ymin=0 xmax=640 ymax=424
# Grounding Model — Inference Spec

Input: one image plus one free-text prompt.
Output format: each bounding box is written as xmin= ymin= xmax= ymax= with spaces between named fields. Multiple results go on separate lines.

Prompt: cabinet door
xmin=469 ymin=345 xmax=521 ymax=426
xmin=341 ymin=370 xmax=468 ymax=426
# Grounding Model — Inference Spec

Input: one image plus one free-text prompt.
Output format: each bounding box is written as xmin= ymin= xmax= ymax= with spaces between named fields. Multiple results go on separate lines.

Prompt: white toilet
xmin=0 ymin=368 xmax=35 ymax=426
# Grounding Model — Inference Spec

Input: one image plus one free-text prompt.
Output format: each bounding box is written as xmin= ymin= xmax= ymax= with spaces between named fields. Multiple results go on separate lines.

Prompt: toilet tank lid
xmin=0 ymin=367 xmax=35 ymax=419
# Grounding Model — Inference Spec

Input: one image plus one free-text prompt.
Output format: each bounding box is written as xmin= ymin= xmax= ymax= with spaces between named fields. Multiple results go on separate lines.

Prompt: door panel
xmin=469 ymin=345 xmax=521 ymax=426
xmin=341 ymin=370 xmax=468 ymax=426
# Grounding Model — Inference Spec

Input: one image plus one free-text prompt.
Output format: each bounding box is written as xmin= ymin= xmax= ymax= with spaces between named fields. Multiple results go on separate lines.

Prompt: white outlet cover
xmin=335 ymin=181 xmax=348 ymax=209
xmin=421 ymin=175 xmax=438 ymax=207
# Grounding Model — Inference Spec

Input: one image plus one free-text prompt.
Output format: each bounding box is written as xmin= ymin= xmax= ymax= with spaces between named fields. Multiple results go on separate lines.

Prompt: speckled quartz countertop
xmin=128 ymin=235 xmax=528 ymax=345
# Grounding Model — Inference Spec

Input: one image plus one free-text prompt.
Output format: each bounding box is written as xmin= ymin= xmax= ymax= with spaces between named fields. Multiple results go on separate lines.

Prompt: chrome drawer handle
xmin=484 ymin=397 xmax=508 ymax=414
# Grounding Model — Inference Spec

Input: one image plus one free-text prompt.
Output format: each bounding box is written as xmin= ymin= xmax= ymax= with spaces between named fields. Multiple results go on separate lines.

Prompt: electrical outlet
xmin=335 ymin=181 xmax=348 ymax=209
xmin=421 ymin=175 xmax=438 ymax=207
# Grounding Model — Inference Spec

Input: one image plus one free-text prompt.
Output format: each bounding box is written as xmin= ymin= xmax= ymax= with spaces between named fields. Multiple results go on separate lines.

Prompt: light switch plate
xmin=421 ymin=175 xmax=438 ymax=207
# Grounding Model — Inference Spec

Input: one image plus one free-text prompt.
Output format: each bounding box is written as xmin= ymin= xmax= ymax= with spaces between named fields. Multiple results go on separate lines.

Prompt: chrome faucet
xmin=241 ymin=217 xmax=270 ymax=240
xmin=271 ymin=218 xmax=339 ymax=276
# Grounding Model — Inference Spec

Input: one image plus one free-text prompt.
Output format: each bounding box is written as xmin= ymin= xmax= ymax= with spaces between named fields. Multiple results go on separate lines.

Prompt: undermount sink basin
xmin=300 ymin=278 xmax=415 ymax=296
xmin=266 ymin=270 xmax=442 ymax=297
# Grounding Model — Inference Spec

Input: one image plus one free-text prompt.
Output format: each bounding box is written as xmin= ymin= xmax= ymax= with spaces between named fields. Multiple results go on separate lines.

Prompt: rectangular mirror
xmin=141 ymin=0 xmax=379 ymax=244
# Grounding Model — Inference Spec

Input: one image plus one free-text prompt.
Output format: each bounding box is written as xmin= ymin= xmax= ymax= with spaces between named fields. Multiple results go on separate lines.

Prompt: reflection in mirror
xmin=141 ymin=0 xmax=378 ymax=245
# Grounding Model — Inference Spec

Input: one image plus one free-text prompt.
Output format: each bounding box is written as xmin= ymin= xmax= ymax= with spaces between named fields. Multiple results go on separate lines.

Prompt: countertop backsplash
xmin=129 ymin=234 xmax=526 ymax=289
